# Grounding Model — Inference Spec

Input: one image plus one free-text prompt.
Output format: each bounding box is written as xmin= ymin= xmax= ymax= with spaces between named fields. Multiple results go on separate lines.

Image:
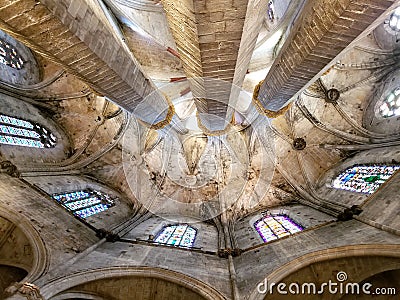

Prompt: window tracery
xmin=0 ymin=114 xmax=57 ymax=148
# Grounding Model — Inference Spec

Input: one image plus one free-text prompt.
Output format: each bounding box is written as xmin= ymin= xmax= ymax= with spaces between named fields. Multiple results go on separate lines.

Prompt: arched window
xmin=0 ymin=114 xmax=57 ymax=148
xmin=154 ymin=224 xmax=197 ymax=248
xmin=0 ymin=39 xmax=24 ymax=69
xmin=52 ymin=189 xmax=115 ymax=218
xmin=389 ymin=7 xmax=400 ymax=32
xmin=379 ymin=87 xmax=400 ymax=118
xmin=333 ymin=164 xmax=400 ymax=194
xmin=254 ymin=214 xmax=303 ymax=243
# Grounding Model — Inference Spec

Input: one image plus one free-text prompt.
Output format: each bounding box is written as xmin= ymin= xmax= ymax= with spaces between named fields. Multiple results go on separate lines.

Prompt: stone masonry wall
xmin=0 ymin=174 xmax=98 ymax=271
xmin=234 ymin=204 xmax=335 ymax=250
xmin=258 ymin=0 xmax=396 ymax=111
xmin=0 ymin=93 xmax=70 ymax=165
xmin=234 ymin=219 xmax=400 ymax=298
xmin=25 ymin=175 xmax=133 ymax=230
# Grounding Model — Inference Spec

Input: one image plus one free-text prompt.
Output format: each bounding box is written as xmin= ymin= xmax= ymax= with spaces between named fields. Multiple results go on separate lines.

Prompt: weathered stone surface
xmin=161 ymin=0 xmax=265 ymax=131
xmin=257 ymin=0 xmax=396 ymax=111
xmin=0 ymin=0 xmax=169 ymax=123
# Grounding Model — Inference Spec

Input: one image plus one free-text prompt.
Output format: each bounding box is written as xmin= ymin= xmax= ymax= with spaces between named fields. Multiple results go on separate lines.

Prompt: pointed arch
xmin=249 ymin=244 xmax=400 ymax=300
xmin=0 ymin=207 xmax=48 ymax=283
xmin=253 ymin=214 xmax=303 ymax=243
xmin=40 ymin=267 xmax=226 ymax=300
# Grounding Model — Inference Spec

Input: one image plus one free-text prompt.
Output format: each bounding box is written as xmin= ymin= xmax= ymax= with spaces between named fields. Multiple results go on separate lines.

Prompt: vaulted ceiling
xmin=0 ymin=0 xmax=400 ymax=223
xmin=2 ymin=2 xmax=400 ymax=300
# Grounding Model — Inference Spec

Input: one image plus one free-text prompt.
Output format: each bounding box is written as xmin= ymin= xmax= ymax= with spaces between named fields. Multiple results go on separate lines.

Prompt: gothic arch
xmin=50 ymin=292 xmax=105 ymax=300
xmin=248 ymin=244 xmax=400 ymax=300
xmin=0 ymin=206 xmax=48 ymax=283
xmin=41 ymin=266 xmax=227 ymax=300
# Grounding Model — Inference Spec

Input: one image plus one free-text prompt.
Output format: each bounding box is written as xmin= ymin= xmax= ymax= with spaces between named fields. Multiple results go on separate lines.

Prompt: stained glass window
xmin=333 ymin=165 xmax=400 ymax=194
xmin=0 ymin=39 xmax=24 ymax=69
xmin=389 ymin=7 xmax=400 ymax=32
xmin=0 ymin=114 xmax=57 ymax=148
xmin=267 ymin=0 xmax=275 ymax=22
xmin=254 ymin=214 xmax=303 ymax=243
xmin=379 ymin=87 xmax=400 ymax=118
xmin=154 ymin=224 xmax=197 ymax=248
xmin=52 ymin=189 xmax=115 ymax=218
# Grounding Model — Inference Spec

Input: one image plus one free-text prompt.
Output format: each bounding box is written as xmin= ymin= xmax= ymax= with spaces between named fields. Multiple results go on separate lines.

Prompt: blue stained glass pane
xmin=254 ymin=215 xmax=303 ymax=243
xmin=333 ymin=164 xmax=400 ymax=194
xmin=0 ymin=134 xmax=44 ymax=148
xmin=29 ymin=130 xmax=40 ymax=138
xmin=53 ymin=190 xmax=91 ymax=202
xmin=154 ymin=224 xmax=197 ymax=248
xmin=0 ymin=125 xmax=39 ymax=139
xmin=0 ymin=115 xmax=32 ymax=128
xmin=63 ymin=196 xmax=101 ymax=211
xmin=74 ymin=203 xmax=109 ymax=218
xmin=33 ymin=140 xmax=43 ymax=148
xmin=155 ymin=226 xmax=175 ymax=244
xmin=169 ymin=224 xmax=186 ymax=245
xmin=181 ymin=227 xmax=197 ymax=247
xmin=0 ymin=125 xmax=8 ymax=133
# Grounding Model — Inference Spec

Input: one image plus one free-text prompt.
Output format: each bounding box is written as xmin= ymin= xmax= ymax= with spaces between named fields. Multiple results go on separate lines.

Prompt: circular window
xmin=389 ymin=7 xmax=400 ymax=32
xmin=379 ymin=87 xmax=400 ymax=118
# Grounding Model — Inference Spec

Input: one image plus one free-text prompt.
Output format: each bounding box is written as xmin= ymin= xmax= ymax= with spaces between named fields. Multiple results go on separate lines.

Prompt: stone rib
xmin=0 ymin=0 xmax=170 ymax=125
xmin=162 ymin=0 xmax=254 ymax=131
xmin=257 ymin=0 xmax=396 ymax=112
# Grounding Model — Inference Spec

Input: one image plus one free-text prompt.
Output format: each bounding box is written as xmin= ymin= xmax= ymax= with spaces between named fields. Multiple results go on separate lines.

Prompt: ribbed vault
xmin=161 ymin=0 xmax=266 ymax=132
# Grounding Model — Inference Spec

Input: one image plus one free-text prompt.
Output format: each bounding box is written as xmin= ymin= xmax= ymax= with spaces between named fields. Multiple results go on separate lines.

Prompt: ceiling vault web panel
xmin=256 ymin=0 xmax=397 ymax=112
xmin=0 ymin=0 xmax=171 ymax=127
xmin=161 ymin=0 xmax=265 ymax=132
